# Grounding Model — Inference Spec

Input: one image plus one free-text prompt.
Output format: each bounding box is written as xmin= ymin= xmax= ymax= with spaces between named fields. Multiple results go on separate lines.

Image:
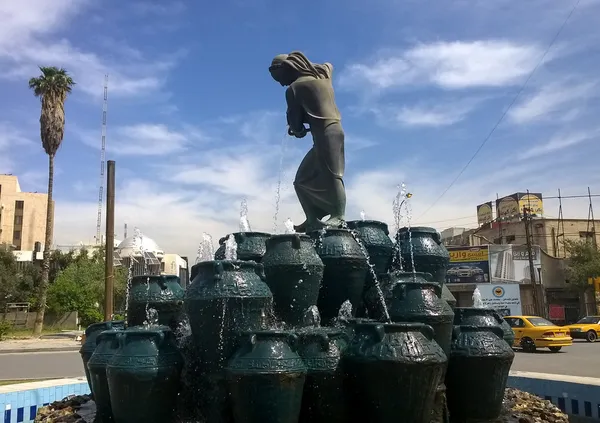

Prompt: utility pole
xmin=523 ymin=206 xmax=544 ymax=316
xmin=104 ymin=160 xmax=116 ymax=320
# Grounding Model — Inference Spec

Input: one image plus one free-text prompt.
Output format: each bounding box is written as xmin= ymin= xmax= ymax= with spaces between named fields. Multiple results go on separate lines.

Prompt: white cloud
xmin=0 ymin=122 xmax=36 ymax=172
xmin=0 ymin=0 xmax=176 ymax=98
xmin=393 ymin=103 xmax=474 ymax=127
xmin=339 ymin=40 xmax=543 ymax=91
xmin=76 ymin=123 xmax=207 ymax=156
xmin=519 ymin=130 xmax=599 ymax=160
xmin=509 ymin=80 xmax=599 ymax=124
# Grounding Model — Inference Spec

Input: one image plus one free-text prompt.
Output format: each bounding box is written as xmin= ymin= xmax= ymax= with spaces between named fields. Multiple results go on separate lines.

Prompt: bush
xmin=0 ymin=319 xmax=13 ymax=341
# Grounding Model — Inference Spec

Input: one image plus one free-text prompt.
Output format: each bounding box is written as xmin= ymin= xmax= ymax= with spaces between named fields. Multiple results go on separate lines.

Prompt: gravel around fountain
xmin=34 ymin=388 xmax=569 ymax=423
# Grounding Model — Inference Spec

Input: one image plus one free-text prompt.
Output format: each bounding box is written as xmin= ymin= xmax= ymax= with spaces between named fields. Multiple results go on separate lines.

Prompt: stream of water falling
xmin=349 ymin=230 xmax=391 ymax=322
xmin=391 ymin=183 xmax=417 ymax=277
xmin=272 ymin=129 xmax=289 ymax=234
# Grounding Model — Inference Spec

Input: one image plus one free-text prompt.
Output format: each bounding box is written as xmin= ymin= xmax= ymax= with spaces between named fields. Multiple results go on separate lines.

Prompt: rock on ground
xmin=35 ymin=388 xmax=569 ymax=423
xmin=34 ymin=395 xmax=91 ymax=423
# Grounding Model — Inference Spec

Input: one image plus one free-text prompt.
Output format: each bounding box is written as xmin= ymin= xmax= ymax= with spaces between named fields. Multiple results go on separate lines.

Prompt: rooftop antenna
xmin=95 ymin=74 xmax=109 ymax=244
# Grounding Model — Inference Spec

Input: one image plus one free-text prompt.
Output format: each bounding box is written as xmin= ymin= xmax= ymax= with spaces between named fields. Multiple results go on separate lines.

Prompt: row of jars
xmin=80 ymin=313 xmax=514 ymax=423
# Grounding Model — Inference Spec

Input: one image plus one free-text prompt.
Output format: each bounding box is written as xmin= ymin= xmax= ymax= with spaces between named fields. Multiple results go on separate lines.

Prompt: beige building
xmin=0 ymin=175 xmax=52 ymax=251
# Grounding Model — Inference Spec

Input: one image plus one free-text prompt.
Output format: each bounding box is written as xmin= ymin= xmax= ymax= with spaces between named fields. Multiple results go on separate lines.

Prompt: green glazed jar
xmin=184 ymin=260 xmax=273 ymax=372
xmin=346 ymin=220 xmax=394 ymax=275
xmin=262 ymin=234 xmax=324 ymax=327
xmin=394 ymin=226 xmax=457 ymax=308
xmin=297 ymin=328 xmax=349 ymax=423
xmin=127 ymin=275 xmax=185 ymax=331
xmin=454 ymin=307 xmax=515 ymax=347
xmin=446 ymin=325 xmax=515 ymax=421
xmin=79 ymin=320 xmax=124 ymax=397
xmin=368 ymin=272 xmax=454 ymax=356
xmin=226 ymin=330 xmax=307 ymax=423
xmin=107 ymin=326 xmax=183 ymax=423
xmin=214 ymin=232 xmax=271 ymax=262
xmin=343 ymin=322 xmax=447 ymax=423
xmin=87 ymin=329 xmax=121 ymax=421
xmin=310 ymin=228 xmax=369 ymax=324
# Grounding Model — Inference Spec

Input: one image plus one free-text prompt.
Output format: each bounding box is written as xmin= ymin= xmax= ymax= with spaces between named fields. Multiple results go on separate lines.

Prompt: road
xmin=0 ymin=340 xmax=598 ymax=380
xmin=0 ymin=351 xmax=83 ymax=380
xmin=510 ymin=340 xmax=599 ymax=378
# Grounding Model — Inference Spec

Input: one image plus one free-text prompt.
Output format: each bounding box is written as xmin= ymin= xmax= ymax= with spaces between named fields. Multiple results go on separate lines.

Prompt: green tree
xmin=47 ymin=248 xmax=128 ymax=327
xmin=0 ymin=247 xmax=40 ymax=309
xmin=564 ymin=239 xmax=600 ymax=315
xmin=28 ymin=66 xmax=76 ymax=336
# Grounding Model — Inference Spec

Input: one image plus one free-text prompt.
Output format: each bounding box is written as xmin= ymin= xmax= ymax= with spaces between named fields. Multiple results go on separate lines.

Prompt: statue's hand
xmin=288 ymin=126 xmax=308 ymax=138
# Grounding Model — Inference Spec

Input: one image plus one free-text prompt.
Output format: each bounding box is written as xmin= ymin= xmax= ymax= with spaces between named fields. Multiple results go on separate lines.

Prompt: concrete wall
xmin=0 ymin=175 xmax=52 ymax=251
xmin=1 ymin=311 xmax=78 ymax=330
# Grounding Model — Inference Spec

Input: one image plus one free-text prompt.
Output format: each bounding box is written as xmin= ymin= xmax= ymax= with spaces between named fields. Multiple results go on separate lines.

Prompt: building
xmin=0 ymin=175 xmax=52 ymax=251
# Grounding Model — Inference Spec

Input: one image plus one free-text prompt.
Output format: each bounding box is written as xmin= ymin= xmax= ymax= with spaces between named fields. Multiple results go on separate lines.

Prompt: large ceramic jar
xmin=127 ymin=275 xmax=185 ymax=331
xmin=184 ymin=260 xmax=273 ymax=372
xmin=310 ymin=228 xmax=369 ymax=324
xmin=226 ymin=330 xmax=307 ymax=423
xmin=394 ymin=226 xmax=457 ymax=307
xmin=214 ymin=232 xmax=271 ymax=262
xmin=346 ymin=220 xmax=394 ymax=274
xmin=87 ymin=329 xmax=120 ymax=421
xmin=446 ymin=325 xmax=515 ymax=421
xmin=107 ymin=326 xmax=183 ymax=423
xmin=454 ymin=307 xmax=515 ymax=347
xmin=367 ymin=272 xmax=454 ymax=356
xmin=262 ymin=234 xmax=324 ymax=327
xmin=342 ymin=322 xmax=447 ymax=423
xmin=80 ymin=320 xmax=124 ymax=397
xmin=296 ymin=328 xmax=349 ymax=423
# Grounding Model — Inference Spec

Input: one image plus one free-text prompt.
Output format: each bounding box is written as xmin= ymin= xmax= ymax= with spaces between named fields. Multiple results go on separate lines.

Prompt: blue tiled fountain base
xmin=0 ymin=380 xmax=90 ymax=423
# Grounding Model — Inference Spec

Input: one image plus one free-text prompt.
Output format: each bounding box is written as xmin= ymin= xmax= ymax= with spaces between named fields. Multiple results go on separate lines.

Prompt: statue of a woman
xmin=269 ymin=51 xmax=346 ymax=233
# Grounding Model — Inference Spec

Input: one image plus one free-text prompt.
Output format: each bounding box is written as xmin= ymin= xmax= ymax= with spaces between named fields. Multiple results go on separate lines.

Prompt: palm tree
xmin=29 ymin=67 xmax=75 ymax=336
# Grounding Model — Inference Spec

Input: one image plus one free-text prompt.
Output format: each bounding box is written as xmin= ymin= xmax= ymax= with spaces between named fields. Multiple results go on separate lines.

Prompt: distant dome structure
xmin=116 ymin=235 xmax=164 ymax=259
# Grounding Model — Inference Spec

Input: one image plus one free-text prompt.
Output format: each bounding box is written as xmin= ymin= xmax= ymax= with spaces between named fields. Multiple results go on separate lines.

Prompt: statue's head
xmin=269 ymin=54 xmax=297 ymax=86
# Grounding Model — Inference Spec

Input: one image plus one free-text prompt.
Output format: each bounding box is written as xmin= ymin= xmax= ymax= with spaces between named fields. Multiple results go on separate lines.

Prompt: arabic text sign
xmin=476 ymin=283 xmax=522 ymax=316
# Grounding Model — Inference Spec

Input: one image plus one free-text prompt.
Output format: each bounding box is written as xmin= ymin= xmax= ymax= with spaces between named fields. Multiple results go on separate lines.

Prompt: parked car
xmin=562 ymin=316 xmax=600 ymax=343
xmin=504 ymin=315 xmax=573 ymax=353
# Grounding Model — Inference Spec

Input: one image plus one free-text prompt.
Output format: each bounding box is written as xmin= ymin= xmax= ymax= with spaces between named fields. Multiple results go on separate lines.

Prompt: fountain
xmin=77 ymin=50 xmax=517 ymax=423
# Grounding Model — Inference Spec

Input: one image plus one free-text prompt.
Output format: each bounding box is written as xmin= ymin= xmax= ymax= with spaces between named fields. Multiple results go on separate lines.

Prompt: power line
xmin=417 ymin=0 xmax=582 ymax=220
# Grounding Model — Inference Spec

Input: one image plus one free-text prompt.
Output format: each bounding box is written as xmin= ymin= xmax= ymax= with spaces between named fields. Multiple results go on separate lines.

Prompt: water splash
xmin=391 ymin=183 xmax=415 ymax=275
xmin=337 ymin=300 xmax=353 ymax=322
xmin=302 ymin=305 xmax=321 ymax=328
xmin=144 ymin=307 xmax=159 ymax=327
xmin=195 ymin=232 xmax=215 ymax=264
xmin=239 ymin=199 xmax=252 ymax=232
xmin=272 ymin=129 xmax=289 ymax=233
xmin=224 ymin=234 xmax=238 ymax=260
xmin=472 ymin=287 xmax=484 ymax=308
xmin=360 ymin=210 xmax=366 ymax=221
xmin=284 ymin=218 xmax=296 ymax=234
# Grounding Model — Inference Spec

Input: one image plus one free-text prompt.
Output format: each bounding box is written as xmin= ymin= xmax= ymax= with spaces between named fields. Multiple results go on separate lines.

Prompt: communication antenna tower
xmin=95 ymin=74 xmax=109 ymax=244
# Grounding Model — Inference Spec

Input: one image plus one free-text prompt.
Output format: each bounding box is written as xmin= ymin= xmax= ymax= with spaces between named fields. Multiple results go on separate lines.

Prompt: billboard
xmin=496 ymin=192 xmax=544 ymax=222
xmin=476 ymin=202 xmax=494 ymax=226
xmin=518 ymin=192 xmax=543 ymax=217
xmin=446 ymin=246 xmax=490 ymax=284
xmin=476 ymin=284 xmax=522 ymax=316
xmin=488 ymin=244 xmax=541 ymax=284
xmin=496 ymin=194 xmax=520 ymax=222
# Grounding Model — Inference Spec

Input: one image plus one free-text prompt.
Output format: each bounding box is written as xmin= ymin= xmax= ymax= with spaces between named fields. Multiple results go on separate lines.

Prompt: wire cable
xmin=417 ymin=0 xmax=582 ymax=220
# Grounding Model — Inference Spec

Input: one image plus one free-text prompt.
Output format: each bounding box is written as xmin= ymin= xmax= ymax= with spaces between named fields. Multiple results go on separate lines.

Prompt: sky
xmin=2 ymin=0 xmax=600 ymax=259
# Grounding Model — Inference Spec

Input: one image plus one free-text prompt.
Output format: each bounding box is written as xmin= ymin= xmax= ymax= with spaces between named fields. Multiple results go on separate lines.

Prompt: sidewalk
xmin=0 ymin=338 xmax=81 ymax=354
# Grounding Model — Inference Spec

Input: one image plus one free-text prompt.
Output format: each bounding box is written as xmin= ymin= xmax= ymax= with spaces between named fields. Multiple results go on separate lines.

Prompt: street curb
xmin=0 ymin=347 xmax=80 ymax=354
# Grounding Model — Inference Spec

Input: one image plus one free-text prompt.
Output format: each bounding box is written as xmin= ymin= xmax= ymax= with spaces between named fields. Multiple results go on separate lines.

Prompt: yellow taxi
xmin=563 ymin=316 xmax=600 ymax=343
xmin=504 ymin=315 xmax=572 ymax=353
